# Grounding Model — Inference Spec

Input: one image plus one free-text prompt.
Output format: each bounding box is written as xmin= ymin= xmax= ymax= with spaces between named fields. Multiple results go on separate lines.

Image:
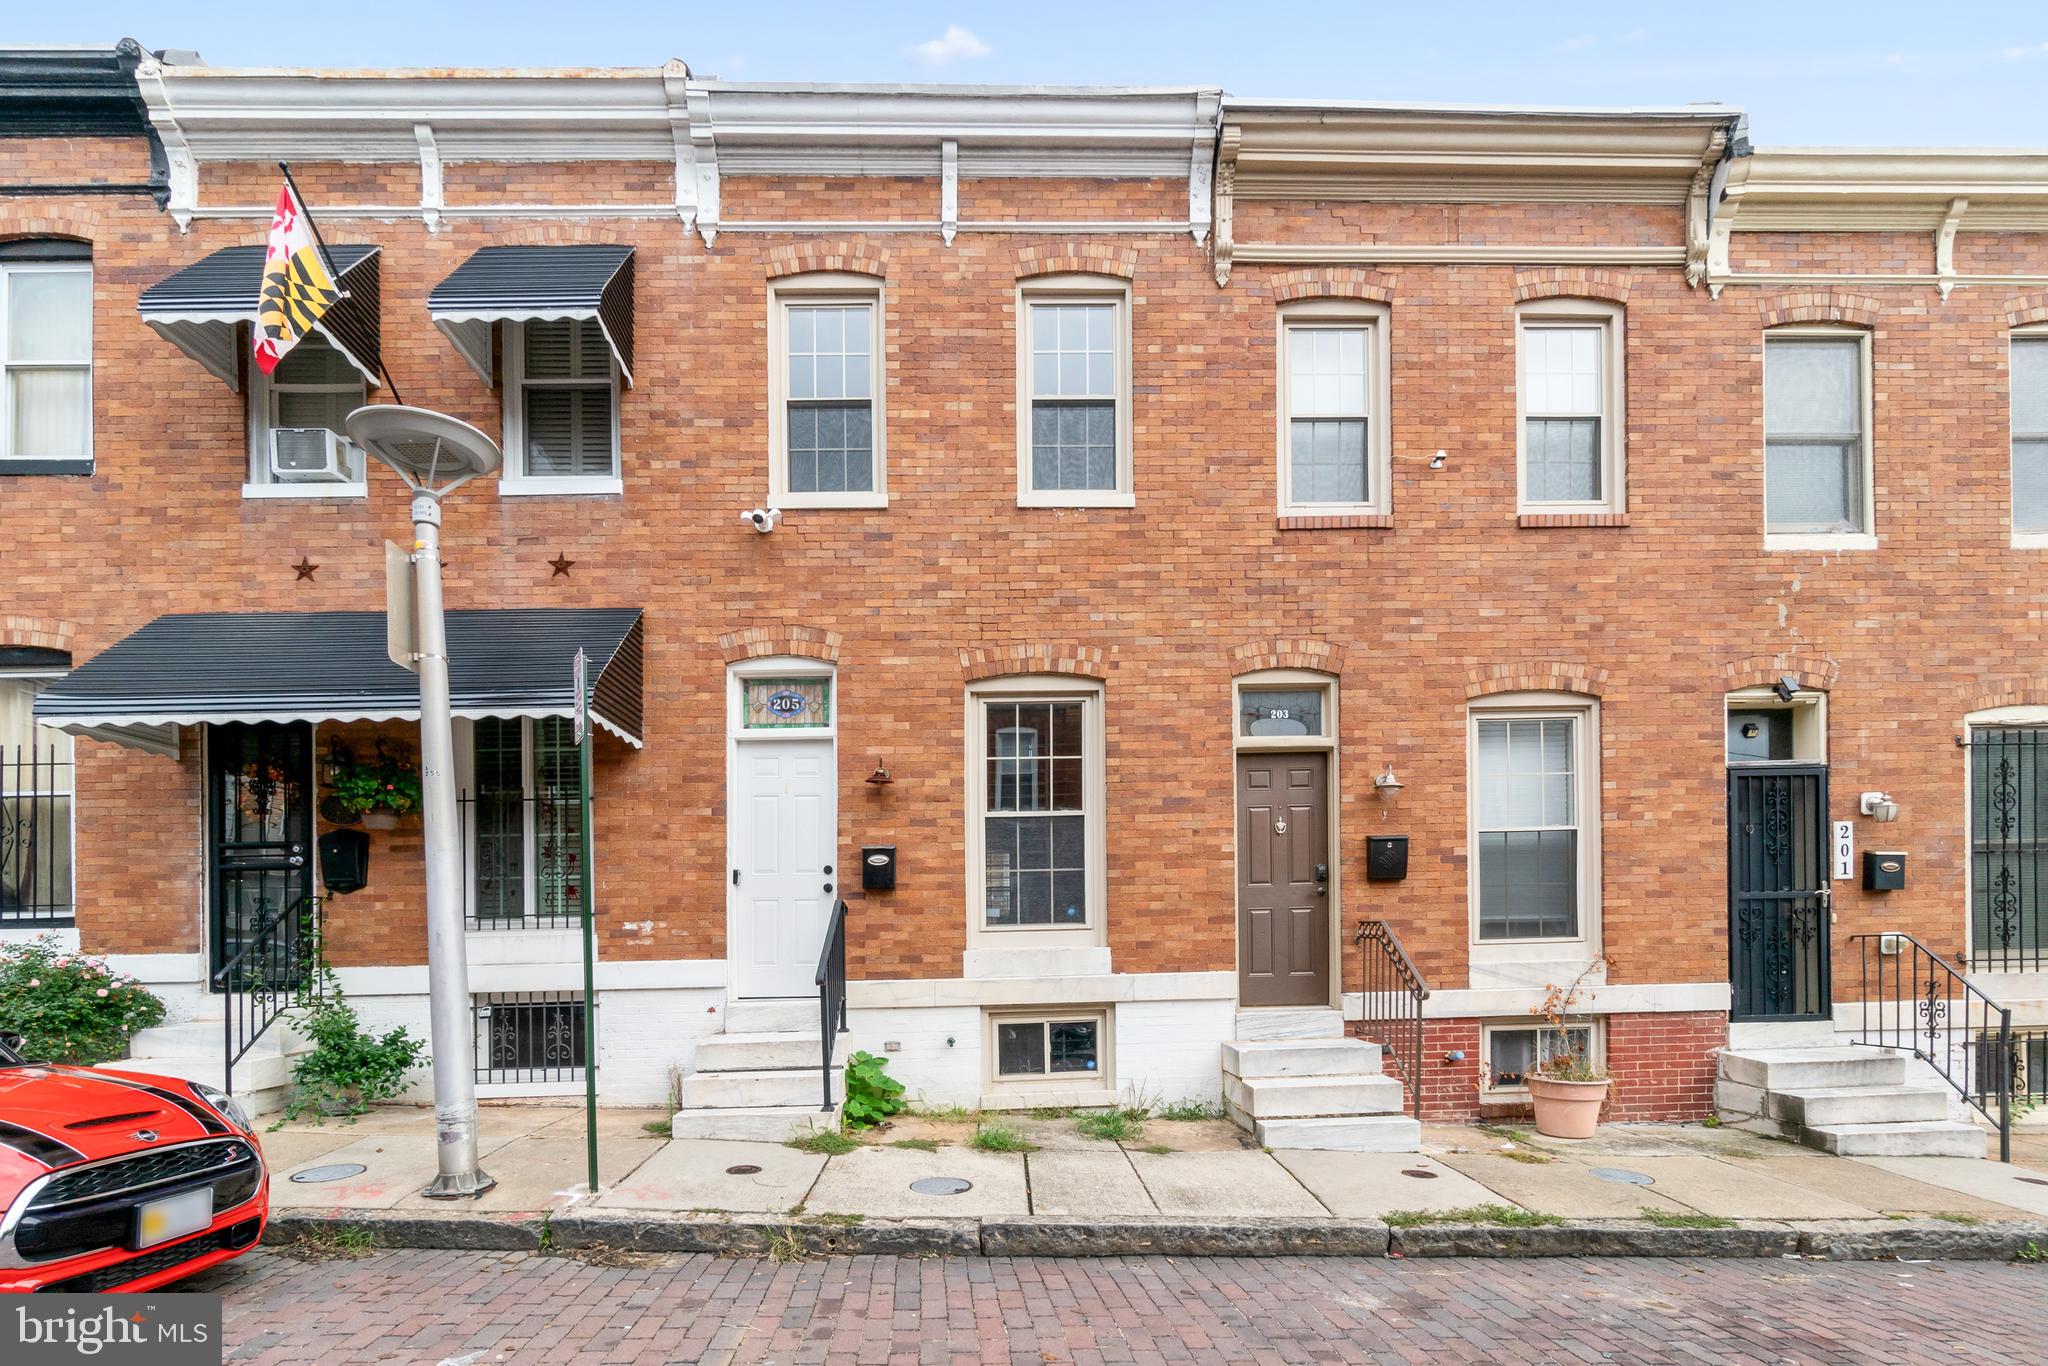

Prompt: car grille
xmin=13 ymin=1161 xmax=264 ymax=1262
xmin=31 ymin=1140 xmax=255 ymax=1209
xmin=35 ymin=1218 xmax=262 ymax=1294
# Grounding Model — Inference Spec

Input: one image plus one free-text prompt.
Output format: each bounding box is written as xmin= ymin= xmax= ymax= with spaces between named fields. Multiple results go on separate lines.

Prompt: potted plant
xmin=1524 ymin=956 xmax=1614 ymax=1140
xmin=284 ymin=967 xmax=426 ymax=1121
xmin=324 ymin=743 xmax=423 ymax=831
xmin=0 ymin=936 xmax=166 ymax=1064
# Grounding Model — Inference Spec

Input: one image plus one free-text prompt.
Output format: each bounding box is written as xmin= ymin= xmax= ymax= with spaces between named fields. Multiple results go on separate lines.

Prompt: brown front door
xmin=1236 ymin=751 xmax=1330 ymax=1007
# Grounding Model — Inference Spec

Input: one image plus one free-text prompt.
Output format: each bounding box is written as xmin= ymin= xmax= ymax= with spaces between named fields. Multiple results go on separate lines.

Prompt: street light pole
xmin=347 ymin=405 xmax=503 ymax=1200
xmin=411 ymin=492 xmax=493 ymax=1198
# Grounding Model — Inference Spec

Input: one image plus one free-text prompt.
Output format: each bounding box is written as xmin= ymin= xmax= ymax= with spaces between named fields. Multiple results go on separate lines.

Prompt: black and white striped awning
xmin=35 ymin=609 xmax=645 ymax=751
xmin=136 ymin=244 xmax=382 ymax=390
xmin=427 ymin=245 xmax=635 ymax=387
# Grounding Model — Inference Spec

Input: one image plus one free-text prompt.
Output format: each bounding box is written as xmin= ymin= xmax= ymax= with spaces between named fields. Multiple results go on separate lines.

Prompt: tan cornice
xmin=1722 ymin=148 xmax=2048 ymax=232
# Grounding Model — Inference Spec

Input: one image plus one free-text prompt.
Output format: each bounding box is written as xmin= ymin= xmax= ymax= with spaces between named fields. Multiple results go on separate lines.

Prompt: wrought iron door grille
xmin=473 ymin=992 xmax=587 ymax=1084
xmin=1728 ymin=766 xmax=1831 ymax=1021
xmin=1 ymin=743 xmax=73 ymax=926
xmin=1966 ymin=729 xmax=2047 ymax=971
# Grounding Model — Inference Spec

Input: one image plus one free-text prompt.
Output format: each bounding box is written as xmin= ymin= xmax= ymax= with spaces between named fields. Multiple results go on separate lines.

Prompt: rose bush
xmin=0 ymin=935 xmax=166 ymax=1063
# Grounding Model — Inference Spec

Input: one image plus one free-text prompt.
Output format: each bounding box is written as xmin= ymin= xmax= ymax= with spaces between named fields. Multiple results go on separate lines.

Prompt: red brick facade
xmin=6 ymin=76 xmax=2045 ymax=1117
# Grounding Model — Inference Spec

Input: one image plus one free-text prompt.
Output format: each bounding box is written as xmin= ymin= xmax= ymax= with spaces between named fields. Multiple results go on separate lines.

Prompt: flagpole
xmin=277 ymin=161 xmax=406 ymax=404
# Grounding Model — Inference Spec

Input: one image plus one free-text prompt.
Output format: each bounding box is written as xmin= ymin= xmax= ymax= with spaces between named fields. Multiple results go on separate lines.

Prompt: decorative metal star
xmin=292 ymin=557 xmax=319 ymax=581
xmin=548 ymin=553 xmax=575 ymax=577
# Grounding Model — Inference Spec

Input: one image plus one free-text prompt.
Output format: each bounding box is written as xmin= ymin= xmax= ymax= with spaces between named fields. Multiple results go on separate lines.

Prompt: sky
xmin=20 ymin=1 xmax=2048 ymax=146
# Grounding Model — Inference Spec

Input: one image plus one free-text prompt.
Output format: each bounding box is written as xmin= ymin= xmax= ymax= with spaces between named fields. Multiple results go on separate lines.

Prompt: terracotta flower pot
xmin=1527 ymin=1076 xmax=1610 ymax=1139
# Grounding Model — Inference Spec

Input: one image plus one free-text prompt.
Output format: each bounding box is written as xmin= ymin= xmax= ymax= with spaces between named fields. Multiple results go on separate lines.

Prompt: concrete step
xmin=669 ymin=1105 xmax=841 ymax=1143
xmin=1232 ymin=1008 xmax=1344 ymax=1041
xmin=1248 ymin=1113 xmax=1421 ymax=1153
xmin=679 ymin=1066 xmax=842 ymax=1110
xmin=1224 ymin=1072 xmax=1407 ymax=1120
xmin=695 ymin=1032 xmax=825 ymax=1073
xmin=105 ymin=1052 xmax=293 ymax=1102
xmin=1717 ymin=1046 xmax=1907 ymax=1091
xmin=724 ymin=1000 xmax=820 ymax=1034
xmin=1803 ymin=1119 xmax=1989 ymax=1159
xmin=126 ymin=1020 xmax=301 ymax=1058
xmin=1222 ymin=1038 xmax=1381 ymax=1080
xmin=1770 ymin=1083 xmax=1953 ymax=1128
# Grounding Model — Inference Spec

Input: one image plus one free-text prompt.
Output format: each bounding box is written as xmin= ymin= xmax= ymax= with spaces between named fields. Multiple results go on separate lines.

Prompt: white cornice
xmin=1720 ymin=148 xmax=2048 ymax=231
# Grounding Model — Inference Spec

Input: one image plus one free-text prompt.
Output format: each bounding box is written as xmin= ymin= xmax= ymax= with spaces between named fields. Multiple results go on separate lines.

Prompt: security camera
xmin=741 ymin=507 xmax=782 ymax=534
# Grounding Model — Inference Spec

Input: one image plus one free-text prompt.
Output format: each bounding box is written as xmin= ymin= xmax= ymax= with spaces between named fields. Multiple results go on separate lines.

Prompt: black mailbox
xmin=318 ymin=828 xmax=371 ymax=895
xmin=1366 ymin=836 xmax=1409 ymax=882
xmin=861 ymin=845 xmax=897 ymax=892
xmin=1863 ymin=850 xmax=1906 ymax=892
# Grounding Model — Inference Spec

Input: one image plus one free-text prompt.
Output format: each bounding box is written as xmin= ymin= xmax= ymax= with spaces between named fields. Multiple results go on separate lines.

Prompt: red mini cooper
xmin=0 ymin=1034 xmax=269 ymax=1293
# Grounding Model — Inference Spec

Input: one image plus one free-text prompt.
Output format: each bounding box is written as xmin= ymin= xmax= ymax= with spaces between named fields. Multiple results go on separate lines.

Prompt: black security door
xmin=1728 ymin=764 xmax=1832 ymax=1021
xmin=207 ymin=722 xmax=313 ymax=988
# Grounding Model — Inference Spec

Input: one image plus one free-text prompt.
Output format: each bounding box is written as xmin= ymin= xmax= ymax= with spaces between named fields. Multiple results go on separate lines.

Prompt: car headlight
xmin=191 ymin=1081 xmax=254 ymax=1132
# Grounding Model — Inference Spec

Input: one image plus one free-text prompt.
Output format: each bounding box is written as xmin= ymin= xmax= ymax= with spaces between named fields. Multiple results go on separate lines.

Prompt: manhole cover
xmin=1589 ymin=1167 xmax=1655 ymax=1186
xmin=1400 ymin=1169 xmax=1439 ymax=1179
xmin=725 ymin=1165 xmax=762 ymax=1176
xmin=909 ymin=1177 xmax=973 ymax=1196
xmin=289 ymin=1163 xmax=367 ymax=1184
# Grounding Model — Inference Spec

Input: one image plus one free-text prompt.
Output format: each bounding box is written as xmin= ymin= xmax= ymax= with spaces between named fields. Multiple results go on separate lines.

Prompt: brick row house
xmin=4 ymin=45 xmax=2046 ymax=1151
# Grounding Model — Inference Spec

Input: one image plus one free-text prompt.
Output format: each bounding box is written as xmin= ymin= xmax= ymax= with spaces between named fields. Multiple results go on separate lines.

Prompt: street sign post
xmin=385 ymin=540 xmax=417 ymax=672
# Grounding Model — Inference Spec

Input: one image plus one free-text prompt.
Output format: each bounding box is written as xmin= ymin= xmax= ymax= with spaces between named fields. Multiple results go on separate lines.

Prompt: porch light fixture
xmin=1372 ymin=765 xmax=1405 ymax=799
xmin=865 ymin=763 xmax=894 ymax=786
xmin=345 ymin=403 xmax=502 ymax=1201
xmin=1859 ymin=791 xmax=1900 ymax=823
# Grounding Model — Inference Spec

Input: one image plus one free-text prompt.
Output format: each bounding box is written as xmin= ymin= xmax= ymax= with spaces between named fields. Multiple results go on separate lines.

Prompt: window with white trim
xmin=502 ymin=319 xmax=620 ymax=491
xmin=1483 ymin=1022 xmax=1598 ymax=1091
xmin=2012 ymin=333 xmax=2048 ymax=538
xmin=463 ymin=716 xmax=585 ymax=930
xmin=0 ymin=247 xmax=92 ymax=473
xmin=987 ymin=1010 xmax=1109 ymax=1086
xmin=1278 ymin=302 xmax=1390 ymax=515
xmin=770 ymin=276 xmax=883 ymax=507
xmin=1517 ymin=299 xmax=1624 ymax=512
xmin=968 ymin=679 xmax=1105 ymax=938
xmin=1 ymin=667 xmax=74 ymax=926
xmin=1018 ymin=276 xmax=1132 ymax=506
xmin=1469 ymin=695 xmax=1600 ymax=945
xmin=1764 ymin=330 xmax=1871 ymax=538
xmin=245 ymin=334 xmax=366 ymax=493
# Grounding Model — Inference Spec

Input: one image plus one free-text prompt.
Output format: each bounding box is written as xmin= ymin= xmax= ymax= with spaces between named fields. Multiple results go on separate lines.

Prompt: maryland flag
xmin=253 ymin=181 xmax=341 ymax=375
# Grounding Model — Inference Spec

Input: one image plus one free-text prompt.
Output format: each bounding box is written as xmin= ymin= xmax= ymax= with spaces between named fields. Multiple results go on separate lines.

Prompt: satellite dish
xmin=345 ymin=405 xmax=502 ymax=496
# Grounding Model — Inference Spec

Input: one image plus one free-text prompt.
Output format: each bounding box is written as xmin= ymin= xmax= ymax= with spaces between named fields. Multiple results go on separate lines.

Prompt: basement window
xmin=989 ymin=1011 xmax=1106 ymax=1081
xmin=1483 ymin=1022 xmax=1597 ymax=1091
xmin=473 ymin=991 xmax=587 ymax=1085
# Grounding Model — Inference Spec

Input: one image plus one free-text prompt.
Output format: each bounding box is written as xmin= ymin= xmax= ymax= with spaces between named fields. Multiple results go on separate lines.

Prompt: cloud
xmin=1557 ymin=34 xmax=1598 ymax=53
xmin=907 ymin=24 xmax=992 ymax=68
xmin=2003 ymin=41 xmax=2048 ymax=60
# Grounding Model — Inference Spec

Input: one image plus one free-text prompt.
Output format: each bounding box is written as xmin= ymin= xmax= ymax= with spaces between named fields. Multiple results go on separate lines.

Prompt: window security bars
xmin=1967 ymin=729 xmax=2047 ymax=971
xmin=473 ymin=992 xmax=587 ymax=1085
xmin=1 ymin=742 xmax=73 ymax=926
xmin=458 ymin=789 xmax=584 ymax=930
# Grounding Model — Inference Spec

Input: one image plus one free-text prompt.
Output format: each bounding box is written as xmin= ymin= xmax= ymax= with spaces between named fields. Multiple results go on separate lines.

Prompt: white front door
xmin=733 ymin=736 xmax=836 ymax=997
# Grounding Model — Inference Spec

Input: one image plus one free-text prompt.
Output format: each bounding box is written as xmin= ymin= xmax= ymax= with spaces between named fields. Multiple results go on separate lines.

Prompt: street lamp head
xmin=346 ymin=404 xmax=502 ymax=498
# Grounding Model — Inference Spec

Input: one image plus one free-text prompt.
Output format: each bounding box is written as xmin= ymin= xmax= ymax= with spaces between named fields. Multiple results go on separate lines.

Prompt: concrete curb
xmin=258 ymin=1209 xmax=2048 ymax=1262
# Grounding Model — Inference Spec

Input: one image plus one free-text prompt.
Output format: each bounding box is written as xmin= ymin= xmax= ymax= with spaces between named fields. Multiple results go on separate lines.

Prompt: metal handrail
xmin=1850 ymin=932 xmax=2013 ymax=1163
xmin=1353 ymin=919 xmax=1430 ymax=1118
xmin=210 ymin=894 xmax=321 ymax=1095
xmin=814 ymin=898 xmax=850 ymax=1112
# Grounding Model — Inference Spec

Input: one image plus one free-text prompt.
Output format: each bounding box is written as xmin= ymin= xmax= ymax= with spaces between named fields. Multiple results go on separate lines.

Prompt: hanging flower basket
xmin=324 ymin=743 xmax=423 ymax=831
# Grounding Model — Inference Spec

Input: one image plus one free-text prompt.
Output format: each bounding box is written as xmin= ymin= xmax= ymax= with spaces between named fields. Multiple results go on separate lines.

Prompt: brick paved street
xmin=188 ymin=1248 xmax=2044 ymax=1365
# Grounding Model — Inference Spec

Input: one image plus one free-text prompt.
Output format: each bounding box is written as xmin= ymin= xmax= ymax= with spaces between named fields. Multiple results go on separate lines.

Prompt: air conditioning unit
xmin=268 ymin=427 xmax=353 ymax=483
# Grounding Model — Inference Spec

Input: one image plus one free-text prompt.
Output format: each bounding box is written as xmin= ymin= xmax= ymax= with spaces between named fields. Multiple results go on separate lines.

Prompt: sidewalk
xmin=258 ymin=1105 xmax=2048 ymax=1260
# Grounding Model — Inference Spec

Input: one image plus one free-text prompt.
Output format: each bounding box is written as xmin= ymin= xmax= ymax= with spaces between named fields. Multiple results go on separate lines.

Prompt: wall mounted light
xmin=865 ymin=763 xmax=894 ymax=786
xmin=1859 ymin=791 xmax=1900 ymax=823
xmin=1772 ymin=674 xmax=1801 ymax=703
xmin=1372 ymin=765 xmax=1405 ymax=799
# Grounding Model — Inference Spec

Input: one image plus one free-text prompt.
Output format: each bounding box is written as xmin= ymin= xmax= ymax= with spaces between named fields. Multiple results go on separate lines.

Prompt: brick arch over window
xmin=1267 ymin=268 xmax=1395 ymax=306
xmin=2006 ymin=293 xmax=2048 ymax=329
xmin=958 ymin=644 xmax=1108 ymax=683
xmin=1968 ymin=678 xmax=2048 ymax=713
xmin=465 ymin=224 xmax=631 ymax=249
xmin=1513 ymin=267 xmax=1632 ymax=305
xmin=1230 ymin=638 xmax=1347 ymax=677
xmin=0 ymin=209 xmax=101 ymax=244
xmin=1464 ymin=662 xmax=1608 ymax=700
xmin=0 ymin=616 xmax=78 ymax=657
xmin=718 ymin=625 xmax=843 ymax=664
xmin=1758 ymin=290 xmax=1881 ymax=329
xmin=1015 ymin=244 xmax=1139 ymax=281
xmin=765 ymin=240 xmax=889 ymax=281
xmin=1722 ymin=653 xmax=1839 ymax=694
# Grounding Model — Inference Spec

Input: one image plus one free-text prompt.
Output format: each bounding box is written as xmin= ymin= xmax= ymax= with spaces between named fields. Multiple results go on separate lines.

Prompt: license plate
xmin=134 ymin=1187 xmax=214 ymax=1249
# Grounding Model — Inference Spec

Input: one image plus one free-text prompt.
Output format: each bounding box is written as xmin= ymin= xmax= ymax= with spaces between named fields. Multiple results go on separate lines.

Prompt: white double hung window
xmin=1517 ymin=300 xmax=1623 ymax=512
xmin=502 ymin=319 xmax=620 ymax=493
xmin=0 ymin=246 xmax=92 ymax=474
xmin=1764 ymin=330 xmax=1873 ymax=544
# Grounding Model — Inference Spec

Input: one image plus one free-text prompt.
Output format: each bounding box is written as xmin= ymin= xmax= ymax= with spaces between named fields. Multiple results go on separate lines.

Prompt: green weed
xmin=786 ymin=1130 xmax=858 ymax=1156
xmin=969 ymin=1123 xmax=1038 ymax=1153
xmin=1639 ymin=1208 xmax=1735 ymax=1230
xmin=1382 ymin=1204 xmax=1562 ymax=1229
